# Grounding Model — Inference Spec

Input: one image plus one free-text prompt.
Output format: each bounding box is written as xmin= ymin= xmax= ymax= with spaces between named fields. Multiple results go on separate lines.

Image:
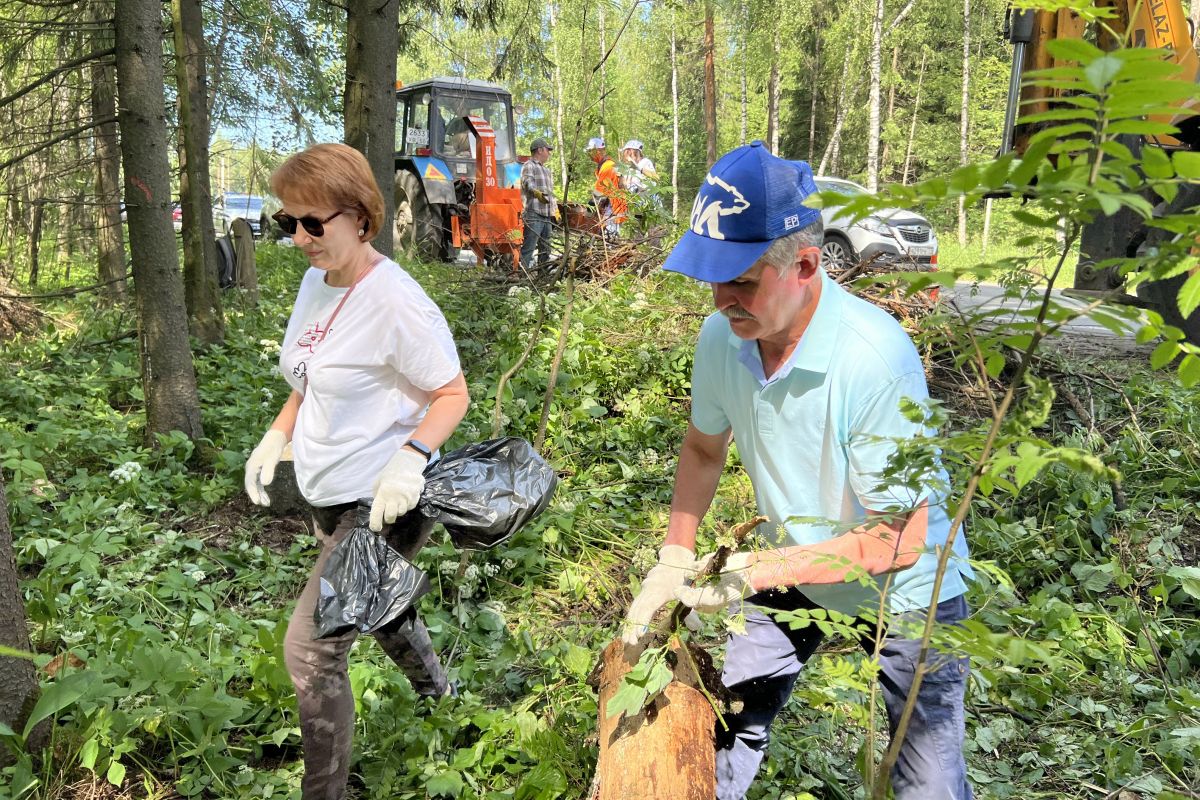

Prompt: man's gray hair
xmin=760 ymin=219 xmax=824 ymax=275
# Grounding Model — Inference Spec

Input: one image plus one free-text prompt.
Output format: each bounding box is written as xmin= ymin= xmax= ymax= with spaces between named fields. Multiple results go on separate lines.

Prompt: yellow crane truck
xmin=1000 ymin=0 xmax=1200 ymax=343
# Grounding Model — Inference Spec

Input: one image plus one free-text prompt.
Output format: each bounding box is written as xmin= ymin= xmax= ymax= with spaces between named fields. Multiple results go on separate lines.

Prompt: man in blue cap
xmin=622 ymin=141 xmax=974 ymax=799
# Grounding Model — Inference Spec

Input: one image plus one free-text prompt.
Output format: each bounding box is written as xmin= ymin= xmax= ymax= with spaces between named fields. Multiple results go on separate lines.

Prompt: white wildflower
xmin=109 ymin=461 xmax=142 ymax=484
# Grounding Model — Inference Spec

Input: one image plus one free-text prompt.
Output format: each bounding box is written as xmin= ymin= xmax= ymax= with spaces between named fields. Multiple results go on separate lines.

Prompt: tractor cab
xmin=394 ymin=78 xmax=523 ymax=261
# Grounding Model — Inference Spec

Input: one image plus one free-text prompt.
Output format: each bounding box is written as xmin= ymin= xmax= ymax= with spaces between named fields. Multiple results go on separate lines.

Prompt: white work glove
xmin=621 ymin=545 xmax=702 ymax=648
xmin=369 ymin=447 xmax=427 ymax=532
xmin=672 ymin=552 xmax=757 ymax=614
xmin=244 ymin=429 xmax=288 ymax=506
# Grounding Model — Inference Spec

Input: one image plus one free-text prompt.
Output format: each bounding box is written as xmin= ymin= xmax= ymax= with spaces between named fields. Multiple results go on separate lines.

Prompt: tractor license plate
xmin=908 ymin=245 xmax=935 ymax=257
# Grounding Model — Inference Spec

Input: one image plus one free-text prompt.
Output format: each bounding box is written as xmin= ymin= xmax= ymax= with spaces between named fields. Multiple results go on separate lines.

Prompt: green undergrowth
xmin=0 ymin=245 xmax=1197 ymax=798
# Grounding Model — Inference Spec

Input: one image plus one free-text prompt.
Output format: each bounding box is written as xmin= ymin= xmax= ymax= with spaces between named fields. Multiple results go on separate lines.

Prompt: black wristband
xmin=404 ymin=439 xmax=432 ymax=462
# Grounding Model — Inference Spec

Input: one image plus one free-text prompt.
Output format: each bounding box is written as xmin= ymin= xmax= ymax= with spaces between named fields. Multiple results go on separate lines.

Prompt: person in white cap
xmin=620 ymin=139 xmax=658 ymax=194
xmin=587 ymin=136 xmax=625 ymax=237
xmin=622 ymin=141 xmax=975 ymax=800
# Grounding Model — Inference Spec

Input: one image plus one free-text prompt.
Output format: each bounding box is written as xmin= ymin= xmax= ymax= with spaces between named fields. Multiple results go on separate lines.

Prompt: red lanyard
xmin=302 ymin=255 xmax=385 ymax=394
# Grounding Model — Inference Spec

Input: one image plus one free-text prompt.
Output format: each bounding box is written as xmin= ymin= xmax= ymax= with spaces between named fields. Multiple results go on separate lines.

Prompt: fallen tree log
xmin=594 ymin=638 xmax=717 ymax=800
xmin=589 ymin=516 xmax=765 ymax=800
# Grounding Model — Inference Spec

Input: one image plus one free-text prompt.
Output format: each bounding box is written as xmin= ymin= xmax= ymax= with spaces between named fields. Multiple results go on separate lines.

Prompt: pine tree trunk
xmin=867 ymin=0 xmax=884 ymax=190
xmin=115 ymin=0 xmax=204 ymax=443
xmin=957 ymin=0 xmax=971 ymax=246
xmin=767 ymin=23 xmax=781 ymax=153
xmin=0 ymin=474 xmax=47 ymax=767
xmin=902 ymin=50 xmax=926 ymax=185
xmin=671 ymin=12 xmax=680 ymax=219
xmin=173 ymin=0 xmax=224 ymax=345
xmin=344 ymin=0 xmax=399 ymax=257
xmin=982 ymin=197 xmax=993 ymax=257
xmin=28 ymin=200 xmax=43 ymax=286
xmin=703 ymin=0 xmax=718 ymax=167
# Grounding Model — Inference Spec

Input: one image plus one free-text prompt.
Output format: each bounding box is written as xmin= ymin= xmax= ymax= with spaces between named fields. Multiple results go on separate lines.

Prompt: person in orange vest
xmin=587 ymin=136 xmax=626 ymax=237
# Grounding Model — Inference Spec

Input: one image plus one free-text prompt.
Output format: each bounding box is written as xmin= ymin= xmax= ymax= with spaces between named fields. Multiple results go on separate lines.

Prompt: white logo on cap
xmin=690 ymin=175 xmax=750 ymax=240
xmin=784 ymin=214 xmax=800 ymax=230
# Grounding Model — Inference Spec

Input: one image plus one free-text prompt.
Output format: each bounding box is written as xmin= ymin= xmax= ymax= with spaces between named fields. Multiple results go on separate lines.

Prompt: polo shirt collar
xmin=731 ymin=269 xmax=843 ymax=385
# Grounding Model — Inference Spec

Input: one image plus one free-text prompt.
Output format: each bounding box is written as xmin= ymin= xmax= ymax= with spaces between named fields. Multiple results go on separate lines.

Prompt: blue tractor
xmin=394 ymin=77 xmax=524 ymax=261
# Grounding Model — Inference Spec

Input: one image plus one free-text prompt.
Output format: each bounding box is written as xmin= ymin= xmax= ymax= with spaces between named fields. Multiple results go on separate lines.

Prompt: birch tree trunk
xmin=867 ymin=0 xmax=885 ymax=190
xmin=880 ymin=44 xmax=899 ymax=175
xmin=740 ymin=0 xmax=748 ymax=146
xmin=173 ymin=0 xmax=224 ymax=345
xmin=344 ymin=0 xmax=399 ymax=257
xmin=808 ymin=38 xmax=819 ymax=162
xmin=818 ymin=47 xmax=854 ymax=175
xmin=671 ymin=10 xmax=680 ymax=218
xmin=599 ymin=3 xmax=607 ymax=137
xmin=957 ymin=0 xmax=971 ymax=246
xmin=703 ymin=0 xmax=718 ymax=167
xmin=767 ymin=22 xmax=781 ymax=153
xmin=902 ymin=49 xmax=926 ymax=184
xmin=115 ymin=0 xmax=204 ymax=443
xmin=551 ymin=1 xmax=567 ymax=189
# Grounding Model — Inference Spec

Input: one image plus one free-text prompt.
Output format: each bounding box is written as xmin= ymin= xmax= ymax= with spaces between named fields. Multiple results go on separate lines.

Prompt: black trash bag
xmin=419 ymin=437 xmax=557 ymax=549
xmin=313 ymin=501 xmax=431 ymax=640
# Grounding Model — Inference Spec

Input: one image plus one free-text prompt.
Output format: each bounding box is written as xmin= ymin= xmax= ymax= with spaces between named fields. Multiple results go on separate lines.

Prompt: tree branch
xmin=0 ymin=116 xmax=116 ymax=172
xmin=888 ymin=0 xmax=919 ymax=30
xmin=0 ymin=46 xmax=115 ymax=109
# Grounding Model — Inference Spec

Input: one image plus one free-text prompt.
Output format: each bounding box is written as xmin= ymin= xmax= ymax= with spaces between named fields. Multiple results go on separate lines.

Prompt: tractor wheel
xmin=394 ymin=170 xmax=444 ymax=261
xmin=1137 ymin=271 xmax=1200 ymax=345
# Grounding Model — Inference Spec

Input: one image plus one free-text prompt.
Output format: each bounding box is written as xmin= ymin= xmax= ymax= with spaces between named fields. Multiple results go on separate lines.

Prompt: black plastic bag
xmin=313 ymin=502 xmax=431 ymax=640
xmin=419 ymin=437 xmax=557 ymax=549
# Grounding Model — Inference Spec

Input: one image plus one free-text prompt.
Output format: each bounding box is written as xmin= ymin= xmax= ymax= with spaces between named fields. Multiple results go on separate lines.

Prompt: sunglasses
xmin=271 ymin=209 xmax=344 ymax=237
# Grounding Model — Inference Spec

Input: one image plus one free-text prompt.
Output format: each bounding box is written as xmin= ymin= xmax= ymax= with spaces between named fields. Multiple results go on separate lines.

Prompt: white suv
xmin=814 ymin=177 xmax=938 ymax=270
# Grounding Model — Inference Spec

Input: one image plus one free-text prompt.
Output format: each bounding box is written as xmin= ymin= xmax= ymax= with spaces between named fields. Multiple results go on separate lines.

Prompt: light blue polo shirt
xmin=691 ymin=269 xmax=973 ymax=616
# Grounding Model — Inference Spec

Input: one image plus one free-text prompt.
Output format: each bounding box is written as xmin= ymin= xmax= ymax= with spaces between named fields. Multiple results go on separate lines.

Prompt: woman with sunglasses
xmin=243 ymin=142 xmax=469 ymax=799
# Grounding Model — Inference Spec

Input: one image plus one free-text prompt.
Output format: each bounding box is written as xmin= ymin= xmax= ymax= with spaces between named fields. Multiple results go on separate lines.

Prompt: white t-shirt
xmin=278 ymin=260 xmax=461 ymax=506
xmin=627 ymin=156 xmax=657 ymax=193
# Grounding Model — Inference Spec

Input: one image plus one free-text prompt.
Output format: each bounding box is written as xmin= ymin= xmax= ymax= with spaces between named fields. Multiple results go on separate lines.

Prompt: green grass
xmin=1 ymin=245 xmax=1197 ymax=798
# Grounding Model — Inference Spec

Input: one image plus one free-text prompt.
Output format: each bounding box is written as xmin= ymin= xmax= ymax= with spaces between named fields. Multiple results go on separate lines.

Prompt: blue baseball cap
xmin=662 ymin=141 xmax=821 ymax=283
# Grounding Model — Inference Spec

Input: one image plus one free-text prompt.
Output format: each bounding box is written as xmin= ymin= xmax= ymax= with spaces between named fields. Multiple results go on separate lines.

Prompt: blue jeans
xmin=717 ymin=592 xmax=973 ymax=800
xmin=520 ymin=213 xmax=553 ymax=270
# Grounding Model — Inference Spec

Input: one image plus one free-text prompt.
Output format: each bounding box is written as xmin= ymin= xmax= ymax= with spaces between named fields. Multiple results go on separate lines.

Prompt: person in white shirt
xmin=620 ymin=139 xmax=658 ymax=194
xmin=243 ymin=142 xmax=469 ymax=800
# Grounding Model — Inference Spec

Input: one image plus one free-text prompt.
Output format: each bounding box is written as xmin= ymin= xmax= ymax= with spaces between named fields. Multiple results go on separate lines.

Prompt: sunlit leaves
xmin=607 ymin=645 xmax=673 ymax=721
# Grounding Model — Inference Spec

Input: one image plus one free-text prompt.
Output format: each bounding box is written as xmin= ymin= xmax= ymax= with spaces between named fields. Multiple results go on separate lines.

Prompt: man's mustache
xmin=721 ymin=306 xmax=756 ymax=320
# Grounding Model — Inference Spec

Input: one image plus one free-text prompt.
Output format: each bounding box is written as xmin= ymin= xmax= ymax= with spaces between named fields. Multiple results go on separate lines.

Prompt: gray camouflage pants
xmin=283 ymin=507 xmax=450 ymax=800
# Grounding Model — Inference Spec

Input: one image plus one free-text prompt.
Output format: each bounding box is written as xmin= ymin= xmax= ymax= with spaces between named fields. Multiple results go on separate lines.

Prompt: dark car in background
xmin=214 ymin=193 xmax=265 ymax=238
